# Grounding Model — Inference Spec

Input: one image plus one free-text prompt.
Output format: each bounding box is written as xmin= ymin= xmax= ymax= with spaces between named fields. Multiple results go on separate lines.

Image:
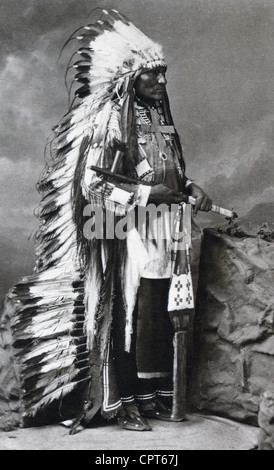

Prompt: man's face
xmin=135 ymin=66 xmax=167 ymax=104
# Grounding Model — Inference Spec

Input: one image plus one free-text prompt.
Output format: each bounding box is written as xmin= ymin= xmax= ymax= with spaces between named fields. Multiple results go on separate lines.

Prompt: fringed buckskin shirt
xmin=133 ymin=100 xmax=184 ymax=279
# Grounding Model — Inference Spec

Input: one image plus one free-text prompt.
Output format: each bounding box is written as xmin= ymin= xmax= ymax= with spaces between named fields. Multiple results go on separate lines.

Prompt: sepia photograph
xmin=0 ymin=0 xmax=273 ymax=452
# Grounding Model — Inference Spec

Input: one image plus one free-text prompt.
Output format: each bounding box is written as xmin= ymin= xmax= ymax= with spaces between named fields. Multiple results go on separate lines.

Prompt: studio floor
xmin=0 ymin=413 xmax=259 ymax=451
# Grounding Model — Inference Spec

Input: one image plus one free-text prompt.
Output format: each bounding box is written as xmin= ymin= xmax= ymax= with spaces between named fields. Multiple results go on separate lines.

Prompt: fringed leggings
xmin=112 ymin=278 xmax=174 ymax=405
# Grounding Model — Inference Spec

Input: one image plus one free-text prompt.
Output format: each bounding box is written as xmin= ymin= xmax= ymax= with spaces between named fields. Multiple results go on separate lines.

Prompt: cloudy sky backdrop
xmin=0 ymin=0 xmax=274 ymax=301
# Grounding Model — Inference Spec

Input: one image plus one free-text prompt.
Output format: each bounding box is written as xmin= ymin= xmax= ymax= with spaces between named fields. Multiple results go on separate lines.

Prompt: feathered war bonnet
xmin=4 ymin=11 xmax=169 ymax=422
xmin=62 ymin=9 xmax=167 ymax=207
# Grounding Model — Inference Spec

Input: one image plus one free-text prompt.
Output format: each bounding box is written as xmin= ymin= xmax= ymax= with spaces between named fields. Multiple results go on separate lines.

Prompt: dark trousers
xmin=112 ymin=278 xmax=174 ymax=401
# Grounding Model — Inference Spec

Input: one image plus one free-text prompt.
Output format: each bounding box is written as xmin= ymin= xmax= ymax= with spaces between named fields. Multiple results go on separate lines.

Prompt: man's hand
xmin=188 ymin=183 xmax=212 ymax=215
xmin=148 ymin=184 xmax=186 ymax=205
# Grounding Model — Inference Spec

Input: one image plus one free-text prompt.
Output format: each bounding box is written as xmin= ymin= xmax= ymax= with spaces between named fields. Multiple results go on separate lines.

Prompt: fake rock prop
xmin=189 ymin=228 xmax=274 ymax=425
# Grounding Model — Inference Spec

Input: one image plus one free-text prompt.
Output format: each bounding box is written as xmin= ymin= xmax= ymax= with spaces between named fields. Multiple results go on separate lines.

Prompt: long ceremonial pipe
xmin=90 ymin=165 xmax=238 ymax=220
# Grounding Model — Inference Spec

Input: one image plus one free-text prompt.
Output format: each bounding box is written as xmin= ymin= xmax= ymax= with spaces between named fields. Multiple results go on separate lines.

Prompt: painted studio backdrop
xmin=1 ymin=0 xmax=274 ymax=303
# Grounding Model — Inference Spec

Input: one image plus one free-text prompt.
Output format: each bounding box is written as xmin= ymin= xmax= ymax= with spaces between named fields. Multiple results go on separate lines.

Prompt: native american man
xmin=1 ymin=10 xmax=211 ymax=432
